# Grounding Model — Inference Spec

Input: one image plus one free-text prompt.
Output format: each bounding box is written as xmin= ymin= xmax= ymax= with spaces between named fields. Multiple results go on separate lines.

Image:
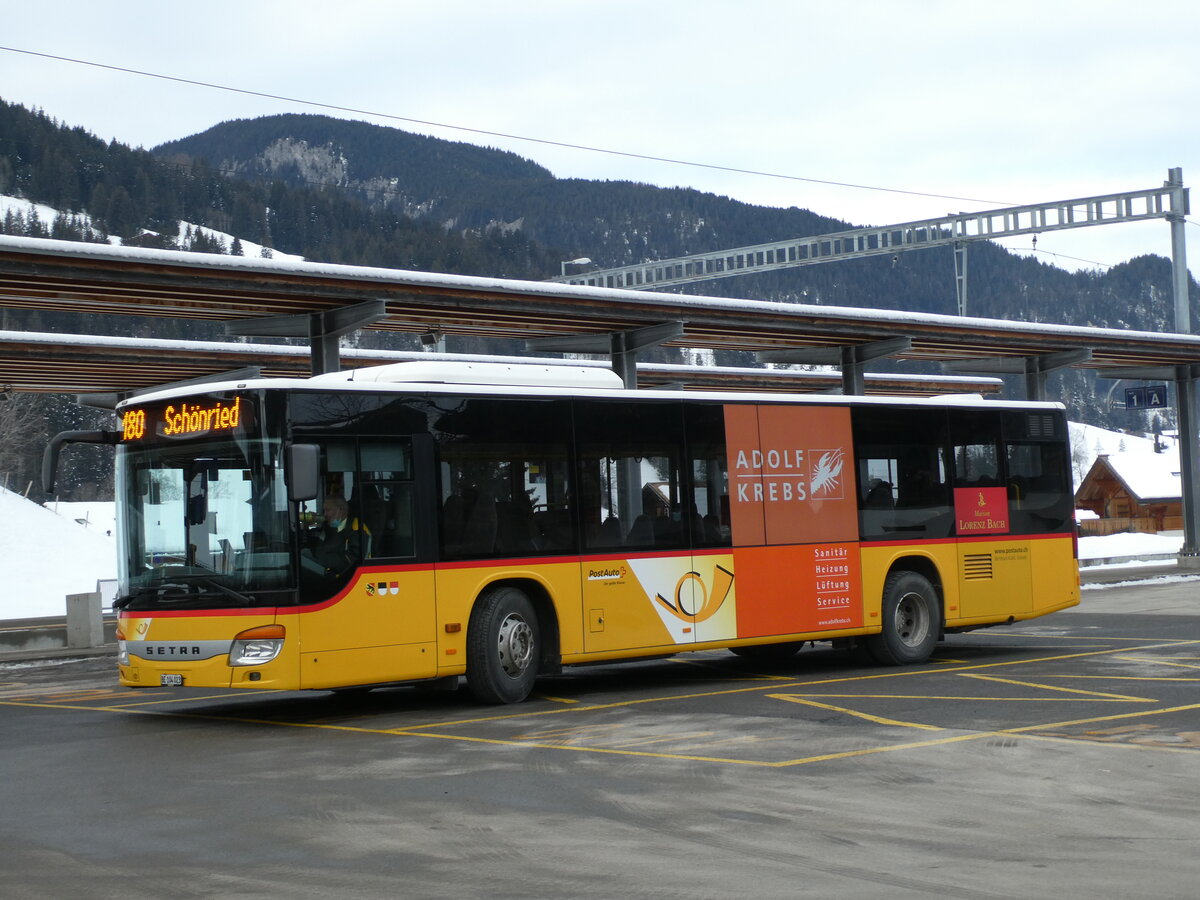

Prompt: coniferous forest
xmin=0 ymin=98 xmax=1192 ymax=498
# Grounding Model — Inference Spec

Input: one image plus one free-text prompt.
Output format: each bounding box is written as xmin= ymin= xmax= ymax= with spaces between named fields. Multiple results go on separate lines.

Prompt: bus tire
xmin=865 ymin=570 xmax=939 ymax=665
xmin=466 ymin=586 xmax=540 ymax=704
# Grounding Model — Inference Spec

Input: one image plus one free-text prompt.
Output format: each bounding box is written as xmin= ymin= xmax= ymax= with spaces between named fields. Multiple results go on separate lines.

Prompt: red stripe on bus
xmin=860 ymin=532 xmax=1071 ymax=549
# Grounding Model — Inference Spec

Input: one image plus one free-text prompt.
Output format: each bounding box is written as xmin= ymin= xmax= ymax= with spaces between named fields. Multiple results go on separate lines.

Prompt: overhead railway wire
xmin=1 ymin=45 xmax=1016 ymax=208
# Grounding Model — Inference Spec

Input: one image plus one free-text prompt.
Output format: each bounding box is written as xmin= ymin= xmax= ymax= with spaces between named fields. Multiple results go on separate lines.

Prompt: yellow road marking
xmin=670 ymin=657 xmax=794 ymax=680
xmin=973 ymin=633 xmax=1196 ymax=643
xmin=767 ymin=694 xmax=944 ymax=730
xmin=107 ymin=691 xmax=270 ymax=708
xmin=1044 ymin=675 xmax=1200 ymax=682
xmin=957 ymin=673 xmax=1153 ymax=702
xmin=1004 ymin=702 xmax=1200 ymax=735
xmin=18 ymin=688 xmax=133 ymax=703
xmin=5 ymin=637 xmax=1200 ymax=768
xmin=769 ymin=732 xmax=989 ymax=766
xmin=533 ymin=693 xmax=579 ymax=704
xmin=779 ymin=693 xmax=1141 ymax=703
xmin=612 ymin=731 xmax=716 ymax=748
xmin=1112 ymin=656 xmax=1200 ymax=671
xmin=383 ymin=639 xmax=1200 ymax=731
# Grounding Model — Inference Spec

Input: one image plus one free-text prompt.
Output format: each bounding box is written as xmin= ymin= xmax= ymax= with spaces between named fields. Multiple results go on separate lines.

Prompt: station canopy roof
xmin=0 ymin=330 xmax=1005 ymax=397
xmin=1 ymin=235 xmax=1198 ymax=397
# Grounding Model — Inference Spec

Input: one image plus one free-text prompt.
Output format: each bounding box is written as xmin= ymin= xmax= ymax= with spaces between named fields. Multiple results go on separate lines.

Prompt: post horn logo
xmin=654 ymin=566 xmax=734 ymax=623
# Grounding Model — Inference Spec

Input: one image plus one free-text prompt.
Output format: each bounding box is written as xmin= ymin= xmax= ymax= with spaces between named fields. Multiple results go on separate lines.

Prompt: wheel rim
xmin=894 ymin=591 xmax=930 ymax=648
xmin=496 ymin=612 xmax=534 ymax=678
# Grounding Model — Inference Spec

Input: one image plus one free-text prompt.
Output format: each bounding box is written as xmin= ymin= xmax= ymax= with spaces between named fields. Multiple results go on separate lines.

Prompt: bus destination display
xmin=121 ymin=396 xmax=248 ymax=442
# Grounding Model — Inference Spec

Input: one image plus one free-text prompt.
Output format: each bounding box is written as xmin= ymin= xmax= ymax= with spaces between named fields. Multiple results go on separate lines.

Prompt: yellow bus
xmin=60 ymin=361 xmax=1079 ymax=703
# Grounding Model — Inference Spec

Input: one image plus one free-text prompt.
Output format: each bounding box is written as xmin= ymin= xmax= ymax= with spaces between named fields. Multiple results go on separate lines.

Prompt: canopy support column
xmin=758 ymin=337 xmax=912 ymax=395
xmin=226 ymin=300 xmax=389 ymax=376
xmin=943 ymin=349 xmax=1093 ymax=402
xmin=526 ymin=321 xmax=684 ymax=389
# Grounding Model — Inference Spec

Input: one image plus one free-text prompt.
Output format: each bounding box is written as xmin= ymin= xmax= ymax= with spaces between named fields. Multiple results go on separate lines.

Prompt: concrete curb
xmin=0 ymin=615 xmax=117 ymax=663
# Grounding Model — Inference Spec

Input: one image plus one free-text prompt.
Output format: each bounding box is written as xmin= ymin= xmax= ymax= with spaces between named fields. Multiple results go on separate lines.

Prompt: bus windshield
xmin=115 ymin=433 xmax=294 ymax=610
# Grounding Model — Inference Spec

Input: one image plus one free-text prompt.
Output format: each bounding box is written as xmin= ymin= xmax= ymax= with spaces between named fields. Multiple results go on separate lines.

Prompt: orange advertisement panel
xmin=724 ymin=404 xmax=859 ymax=546
xmin=732 ymin=543 xmax=863 ymax=637
xmin=953 ymin=486 xmax=1010 ymax=535
xmin=723 ymin=404 xmax=765 ymax=545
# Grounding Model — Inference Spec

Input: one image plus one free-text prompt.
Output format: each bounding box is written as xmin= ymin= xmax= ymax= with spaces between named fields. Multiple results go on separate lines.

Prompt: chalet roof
xmin=1078 ymin=440 xmax=1182 ymax=503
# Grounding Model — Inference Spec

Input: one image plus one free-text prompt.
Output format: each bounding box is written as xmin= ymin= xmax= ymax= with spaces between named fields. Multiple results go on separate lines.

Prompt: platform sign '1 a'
xmin=1124 ymin=385 xmax=1168 ymax=410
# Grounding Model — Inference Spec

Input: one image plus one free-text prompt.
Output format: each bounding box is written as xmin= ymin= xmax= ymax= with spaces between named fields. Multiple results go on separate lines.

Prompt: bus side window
xmin=955 ymin=443 xmax=1000 ymax=487
xmin=433 ymin=398 xmax=573 ymax=560
xmin=1005 ymin=440 xmax=1071 ymax=533
xmin=575 ymin=399 xmax=687 ymax=552
xmin=686 ymin=403 xmax=731 ymax=548
xmin=852 ymin=407 xmax=952 ymax=541
xmin=360 ymin=440 xmax=415 ymax=559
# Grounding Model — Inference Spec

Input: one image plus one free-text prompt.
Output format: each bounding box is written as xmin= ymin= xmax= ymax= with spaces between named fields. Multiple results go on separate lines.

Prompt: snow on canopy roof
xmin=3 ymin=234 xmax=1200 ymax=350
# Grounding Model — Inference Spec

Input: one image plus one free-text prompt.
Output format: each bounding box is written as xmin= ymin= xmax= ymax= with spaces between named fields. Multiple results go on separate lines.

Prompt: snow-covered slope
xmin=1 ymin=193 xmax=301 ymax=261
xmin=0 ymin=486 xmax=116 ymax=620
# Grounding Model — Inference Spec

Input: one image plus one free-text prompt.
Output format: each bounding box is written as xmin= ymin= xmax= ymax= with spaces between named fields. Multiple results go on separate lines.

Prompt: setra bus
xmin=50 ymin=360 xmax=1079 ymax=703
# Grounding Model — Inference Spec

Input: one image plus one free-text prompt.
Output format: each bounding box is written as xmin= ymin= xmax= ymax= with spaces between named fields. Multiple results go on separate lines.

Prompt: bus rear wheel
xmin=865 ymin=570 xmax=939 ymax=665
xmin=466 ymin=586 xmax=540 ymax=704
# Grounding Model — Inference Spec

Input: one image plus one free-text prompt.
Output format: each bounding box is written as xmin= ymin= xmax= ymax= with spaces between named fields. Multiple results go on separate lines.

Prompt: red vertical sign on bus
xmin=953 ymin=486 xmax=1010 ymax=534
xmin=724 ymin=404 xmax=863 ymax=636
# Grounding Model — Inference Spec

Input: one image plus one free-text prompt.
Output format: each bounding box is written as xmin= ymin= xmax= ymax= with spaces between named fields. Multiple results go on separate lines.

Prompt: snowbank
xmin=1077 ymin=531 xmax=1182 ymax=560
xmin=0 ymin=487 xmax=116 ymax=620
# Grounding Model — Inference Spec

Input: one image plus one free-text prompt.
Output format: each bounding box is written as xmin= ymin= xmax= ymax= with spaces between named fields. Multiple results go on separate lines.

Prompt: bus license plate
xmin=160 ymin=674 xmax=184 ymax=687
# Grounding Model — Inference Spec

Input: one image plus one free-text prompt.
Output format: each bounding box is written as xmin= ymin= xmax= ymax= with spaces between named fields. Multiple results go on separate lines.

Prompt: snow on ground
xmin=41 ymin=500 xmax=117 ymax=536
xmin=1 ymin=195 xmax=77 ymax=228
xmin=0 ymin=487 xmax=116 ymax=620
xmin=1078 ymin=531 xmax=1182 ymax=560
xmin=172 ymin=220 xmax=302 ymax=262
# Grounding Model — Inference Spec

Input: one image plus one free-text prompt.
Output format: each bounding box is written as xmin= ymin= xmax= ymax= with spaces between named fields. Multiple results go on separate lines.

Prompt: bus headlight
xmin=229 ymin=624 xmax=285 ymax=666
xmin=116 ymin=628 xmax=129 ymax=666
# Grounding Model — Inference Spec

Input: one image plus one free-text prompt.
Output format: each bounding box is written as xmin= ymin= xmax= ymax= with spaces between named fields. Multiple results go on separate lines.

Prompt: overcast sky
xmin=3 ymin=0 xmax=1199 ymax=284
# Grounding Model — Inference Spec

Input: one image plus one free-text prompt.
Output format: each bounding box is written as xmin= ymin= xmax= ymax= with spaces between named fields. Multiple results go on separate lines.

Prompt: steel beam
xmin=554 ymin=179 xmax=1187 ymax=292
xmin=758 ymin=337 xmax=913 ymax=395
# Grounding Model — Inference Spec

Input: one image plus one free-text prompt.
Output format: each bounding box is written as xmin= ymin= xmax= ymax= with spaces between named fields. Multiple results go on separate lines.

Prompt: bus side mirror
xmin=287 ymin=444 xmax=321 ymax=502
xmin=43 ymin=430 xmax=120 ymax=495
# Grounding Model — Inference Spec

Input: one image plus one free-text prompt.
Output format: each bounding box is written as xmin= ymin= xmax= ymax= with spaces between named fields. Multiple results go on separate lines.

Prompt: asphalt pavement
xmin=3 ymin=575 xmax=1200 ymax=898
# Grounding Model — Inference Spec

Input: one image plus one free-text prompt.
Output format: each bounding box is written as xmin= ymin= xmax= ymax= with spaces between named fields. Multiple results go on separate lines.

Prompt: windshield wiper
xmin=124 ymin=575 xmax=254 ymax=608
xmin=191 ymin=576 xmax=253 ymax=607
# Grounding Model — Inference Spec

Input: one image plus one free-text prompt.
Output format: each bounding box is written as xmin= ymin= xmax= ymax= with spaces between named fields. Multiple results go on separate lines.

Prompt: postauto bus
xmin=49 ymin=361 xmax=1079 ymax=703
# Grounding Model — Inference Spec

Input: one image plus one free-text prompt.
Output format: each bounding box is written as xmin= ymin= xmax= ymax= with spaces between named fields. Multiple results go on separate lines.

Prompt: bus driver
xmin=307 ymin=495 xmax=369 ymax=574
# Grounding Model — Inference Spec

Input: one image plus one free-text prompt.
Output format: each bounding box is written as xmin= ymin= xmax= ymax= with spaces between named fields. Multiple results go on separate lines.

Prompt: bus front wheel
xmin=466 ymin=586 xmax=540 ymax=704
xmin=865 ymin=570 xmax=939 ymax=665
